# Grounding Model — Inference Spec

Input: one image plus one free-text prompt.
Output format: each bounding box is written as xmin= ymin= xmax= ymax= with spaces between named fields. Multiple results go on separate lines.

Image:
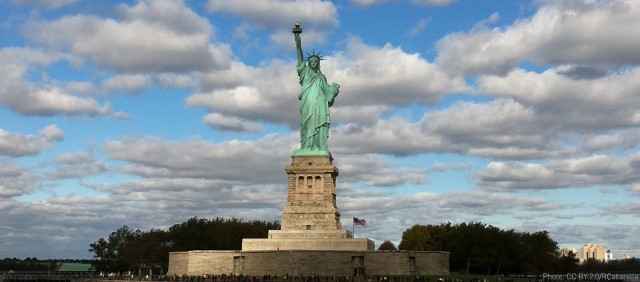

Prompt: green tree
xmin=378 ymin=240 xmax=398 ymax=251
xmin=89 ymin=225 xmax=138 ymax=273
xmin=399 ymin=222 xmax=569 ymax=274
xmin=90 ymin=217 xmax=279 ymax=274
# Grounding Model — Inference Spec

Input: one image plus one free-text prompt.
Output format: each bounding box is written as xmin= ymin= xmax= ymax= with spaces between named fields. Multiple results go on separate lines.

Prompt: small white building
xmin=577 ymin=243 xmax=608 ymax=263
xmin=605 ymin=249 xmax=613 ymax=262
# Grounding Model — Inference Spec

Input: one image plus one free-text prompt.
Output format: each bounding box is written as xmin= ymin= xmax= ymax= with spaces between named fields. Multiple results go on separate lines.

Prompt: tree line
xmin=0 ymin=258 xmax=94 ymax=272
xmin=88 ymin=219 xmax=637 ymax=275
xmin=397 ymin=222 xmax=578 ymax=274
xmin=89 ymin=217 xmax=279 ymax=273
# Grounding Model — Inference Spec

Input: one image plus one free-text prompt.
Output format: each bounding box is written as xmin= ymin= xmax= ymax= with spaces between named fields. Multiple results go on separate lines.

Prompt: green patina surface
xmin=292 ymin=23 xmax=339 ymax=157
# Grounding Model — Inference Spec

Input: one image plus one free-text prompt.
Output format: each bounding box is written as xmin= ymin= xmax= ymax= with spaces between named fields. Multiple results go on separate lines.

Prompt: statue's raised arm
xmin=293 ymin=23 xmax=303 ymax=66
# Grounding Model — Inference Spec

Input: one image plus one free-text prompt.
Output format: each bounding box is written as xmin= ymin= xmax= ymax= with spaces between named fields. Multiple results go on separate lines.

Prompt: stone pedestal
xmin=167 ymin=154 xmax=451 ymax=276
xmin=281 ymin=155 xmax=341 ymax=232
xmin=240 ymin=155 xmax=374 ymax=251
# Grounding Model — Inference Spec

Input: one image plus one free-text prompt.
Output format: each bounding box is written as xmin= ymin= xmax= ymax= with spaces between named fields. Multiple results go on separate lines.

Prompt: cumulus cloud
xmin=202 ymin=113 xmax=264 ymax=132
xmin=25 ymin=0 xmax=231 ymax=73
xmin=0 ymin=162 xmax=40 ymax=198
xmin=555 ymin=64 xmax=609 ymax=80
xmin=477 ymin=154 xmax=640 ymax=191
xmin=0 ymin=48 xmax=117 ymax=117
xmin=477 ymin=67 xmax=640 ymax=131
xmin=207 ymin=0 xmax=337 ymax=28
xmin=605 ymin=201 xmax=640 ymax=218
xmin=580 ymin=130 xmax=640 ymax=152
xmin=105 ymin=135 xmax=294 ymax=184
xmin=332 ymin=99 xmax=566 ymax=160
xmin=0 ymin=47 xmax=66 ymax=66
xmin=79 ymin=73 xmax=199 ymax=96
xmin=0 ymin=125 xmax=63 ymax=157
xmin=188 ymin=39 xmax=467 ymax=128
xmin=270 ymin=29 xmax=328 ymax=48
xmin=47 ymin=151 xmax=108 ymax=180
xmin=104 ymin=133 xmax=428 ymax=189
xmin=206 ymin=0 xmax=337 ymax=47
xmin=101 ymin=74 xmax=152 ymax=94
xmin=0 ymin=177 xmax=281 ymax=257
xmin=341 ymin=191 xmax=559 ymax=217
xmin=336 ymin=154 xmax=425 ymax=187
xmin=437 ymin=0 xmax=640 ymax=75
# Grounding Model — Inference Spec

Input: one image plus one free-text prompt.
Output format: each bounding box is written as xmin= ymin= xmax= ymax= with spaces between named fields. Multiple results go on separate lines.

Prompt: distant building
xmin=560 ymin=248 xmax=577 ymax=257
xmin=605 ymin=249 xmax=613 ymax=262
xmin=576 ymin=244 xmax=608 ymax=263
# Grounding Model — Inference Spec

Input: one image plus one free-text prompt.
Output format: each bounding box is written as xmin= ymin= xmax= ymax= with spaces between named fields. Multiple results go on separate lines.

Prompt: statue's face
xmin=309 ymin=57 xmax=320 ymax=70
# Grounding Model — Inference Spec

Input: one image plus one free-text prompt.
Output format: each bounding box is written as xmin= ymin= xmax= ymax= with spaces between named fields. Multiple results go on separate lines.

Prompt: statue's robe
xmin=296 ymin=62 xmax=339 ymax=152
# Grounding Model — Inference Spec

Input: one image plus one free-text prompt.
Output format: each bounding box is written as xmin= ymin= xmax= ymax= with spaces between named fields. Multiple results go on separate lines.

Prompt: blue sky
xmin=1 ymin=0 xmax=640 ymax=259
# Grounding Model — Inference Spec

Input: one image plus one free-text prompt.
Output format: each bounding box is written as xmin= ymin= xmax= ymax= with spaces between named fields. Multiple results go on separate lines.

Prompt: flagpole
xmin=352 ymin=217 xmax=356 ymax=238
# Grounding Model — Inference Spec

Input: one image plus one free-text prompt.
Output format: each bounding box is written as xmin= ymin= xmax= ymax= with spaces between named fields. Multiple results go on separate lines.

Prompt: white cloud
xmin=105 ymin=135 xmax=295 ymax=184
xmin=40 ymin=124 xmax=64 ymax=141
xmin=477 ymin=154 xmax=640 ymax=191
xmin=104 ymin=133 xmax=427 ymax=189
xmin=1 ymin=85 xmax=113 ymax=117
xmin=0 ymin=125 xmax=63 ymax=157
xmin=0 ymin=163 xmax=39 ymax=198
xmin=189 ymin=39 xmax=467 ymax=128
xmin=207 ymin=0 xmax=337 ymax=29
xmin=581 ymin=130 xmax=640 ymax=152
xmin=336 ymin=154 xmax=425 ymax=187
xmin=0 ymin=47 xmax=66 ymax=66
xmin=332 ymin=99 xmax=564 ymax=160
xmin=206 ymin=0 xmax=337 ymax=47
xmin=270 ymin=29 xmax=328 ymax=48
xmin=203 ymin=113 xmax=264 ymax=132
xmin=0 ymin=48 xmax=117 ymax=117
xmin=25 ymin=0 xmax=231 ymax=73
xmin=47 ymin=151 xmax=108 ymax=180
xmin=101 ymin=74 xmax=152 ymax=93
xmin=84 ymin=73 xmax=199 ymax=96
xmin=477 ymin=67 xmax=640 ymax=131
xmin=437 ymin=1 xmax=640 ymax=75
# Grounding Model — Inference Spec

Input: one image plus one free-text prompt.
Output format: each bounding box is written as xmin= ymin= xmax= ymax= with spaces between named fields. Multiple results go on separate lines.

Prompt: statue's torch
xmin=292 ymin=22 xmax=303 ymax=34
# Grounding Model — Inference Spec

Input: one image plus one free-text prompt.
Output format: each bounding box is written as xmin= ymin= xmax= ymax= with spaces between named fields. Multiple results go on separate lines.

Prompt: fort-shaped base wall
xmin=167 ymin=250 xmax=449 ymax=276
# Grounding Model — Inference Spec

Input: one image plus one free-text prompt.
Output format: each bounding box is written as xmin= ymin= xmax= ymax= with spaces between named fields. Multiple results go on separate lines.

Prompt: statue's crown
xmin=306 ymin=50 xmax=325 ymax=61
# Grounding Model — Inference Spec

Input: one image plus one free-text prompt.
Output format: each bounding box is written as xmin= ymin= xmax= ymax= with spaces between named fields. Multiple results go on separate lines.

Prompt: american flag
xmin=353 ymin=217 xmax=367 ymax=226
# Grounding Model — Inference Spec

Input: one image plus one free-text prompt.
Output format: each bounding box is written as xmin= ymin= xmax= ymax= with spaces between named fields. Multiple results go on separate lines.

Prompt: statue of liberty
xmin=292 ymin=23 xmax=340 ymax=156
